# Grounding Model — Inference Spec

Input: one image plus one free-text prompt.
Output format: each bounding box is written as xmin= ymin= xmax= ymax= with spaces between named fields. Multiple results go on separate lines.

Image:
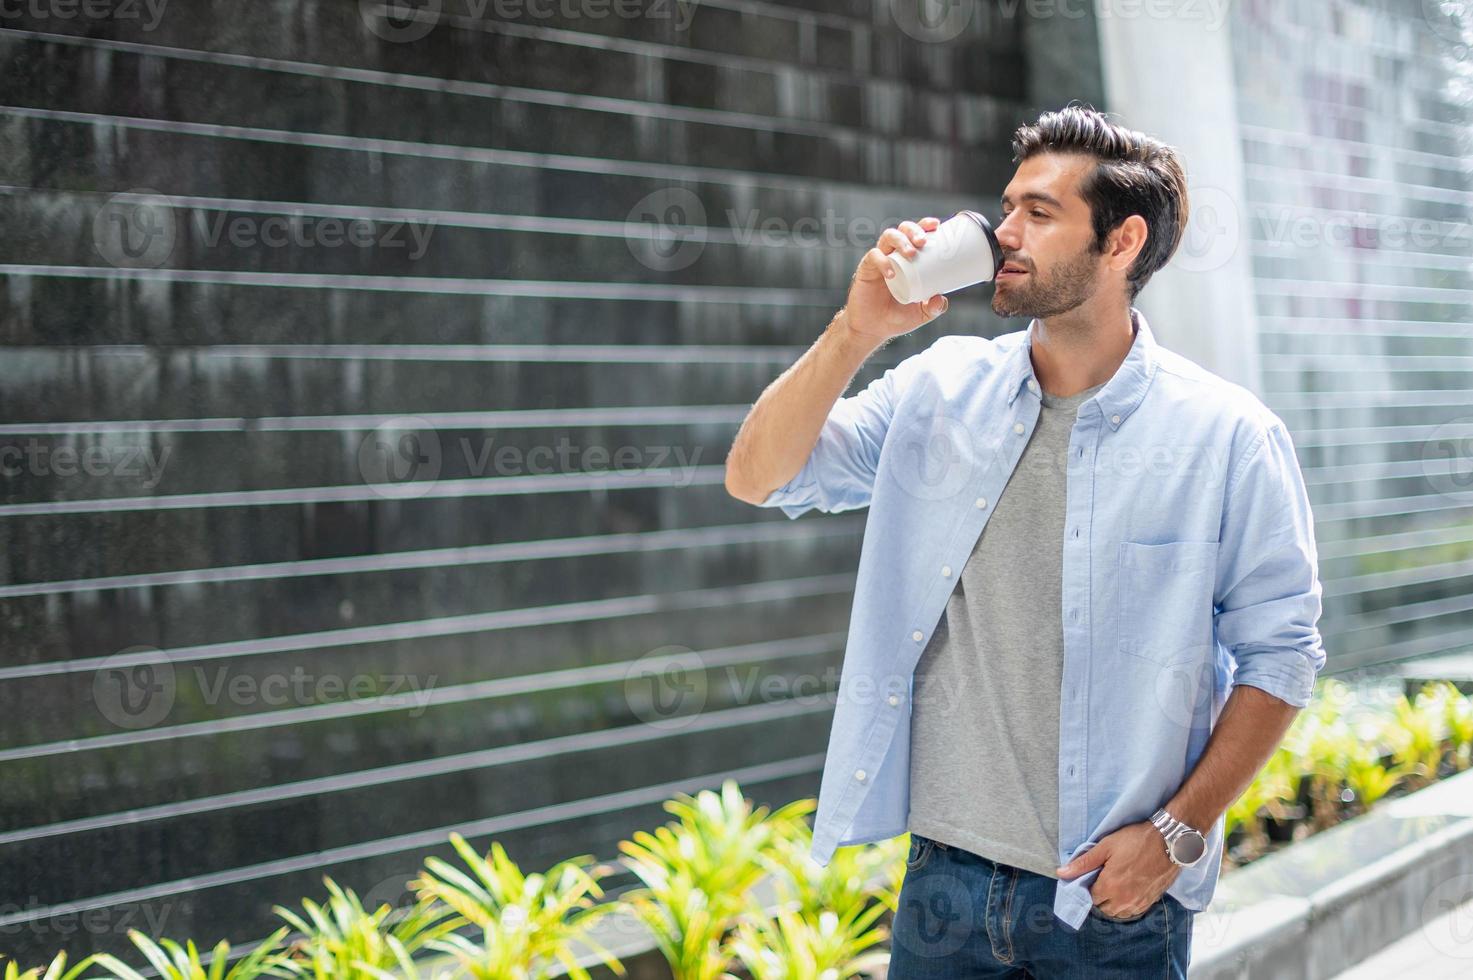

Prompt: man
xmin=724 ymin=105 xmax=1326 ymax=977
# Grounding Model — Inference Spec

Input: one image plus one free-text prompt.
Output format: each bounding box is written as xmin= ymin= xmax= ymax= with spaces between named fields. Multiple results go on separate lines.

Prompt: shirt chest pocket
xmin=1117 ymin=540 xmax=1219 ymax=666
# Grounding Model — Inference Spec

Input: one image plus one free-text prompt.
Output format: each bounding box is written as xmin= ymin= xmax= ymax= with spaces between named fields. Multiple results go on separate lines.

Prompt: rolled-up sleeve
xmin=1213 ymin=421 xmax=1327 ymax=708
xmin=757 ymin=360 xmax=904 ymax=520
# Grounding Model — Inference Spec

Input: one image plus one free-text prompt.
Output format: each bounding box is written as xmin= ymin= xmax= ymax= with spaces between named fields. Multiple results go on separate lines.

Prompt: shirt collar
xmin=1004 ymin=306 xmax=1159 ymax=431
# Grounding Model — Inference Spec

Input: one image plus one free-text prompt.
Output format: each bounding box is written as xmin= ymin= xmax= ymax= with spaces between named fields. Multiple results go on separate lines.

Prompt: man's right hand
xmin=840 ymin=217 xmax=950 ymax=345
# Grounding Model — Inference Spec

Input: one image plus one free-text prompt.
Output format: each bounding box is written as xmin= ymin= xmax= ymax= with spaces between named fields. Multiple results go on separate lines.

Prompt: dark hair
xmin=1010 ymin=103 xmax=1189 ymax=303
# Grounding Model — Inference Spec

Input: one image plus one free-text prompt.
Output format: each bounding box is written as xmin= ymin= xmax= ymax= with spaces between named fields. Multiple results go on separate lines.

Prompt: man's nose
xmin=994 ymin=211 xmax=1023 ymax=251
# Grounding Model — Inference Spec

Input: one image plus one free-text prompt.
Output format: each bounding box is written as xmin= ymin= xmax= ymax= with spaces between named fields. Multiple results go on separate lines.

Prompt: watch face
xmin=1172 ymin=832 xmax=1207 ymax=865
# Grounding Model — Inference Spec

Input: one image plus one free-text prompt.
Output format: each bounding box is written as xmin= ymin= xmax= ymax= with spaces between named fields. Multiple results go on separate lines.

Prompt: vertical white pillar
xmin=1093 ymin=4 xmax=1264 ymax=395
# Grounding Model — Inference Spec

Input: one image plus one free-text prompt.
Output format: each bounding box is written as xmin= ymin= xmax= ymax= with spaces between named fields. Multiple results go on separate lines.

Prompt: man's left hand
xmin=1055 ymin=820 xmax=1182 ymax=919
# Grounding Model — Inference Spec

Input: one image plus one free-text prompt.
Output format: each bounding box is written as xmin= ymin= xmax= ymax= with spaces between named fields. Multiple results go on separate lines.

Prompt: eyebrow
xmin=1000 ymin=191 xmax=1064 ymax=209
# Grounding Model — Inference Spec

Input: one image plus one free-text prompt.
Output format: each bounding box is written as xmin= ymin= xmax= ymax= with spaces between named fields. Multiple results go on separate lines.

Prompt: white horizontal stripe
xmin=0 ymin=405 xmax=751 ymax=434
xmin=0 ymin=261 xmax=835 ymax=303
xmin=53 ymin=342 xmax=809 ymax=362
xmin=0 ymin=519 xmax=857 ymax=598
xmin=0 ymin=465 xmax=728 ymax=517
xmin=0 ymin=103 xmax=953 ymax=198
xmin=0 ymin=571 xmax=854 ymax=684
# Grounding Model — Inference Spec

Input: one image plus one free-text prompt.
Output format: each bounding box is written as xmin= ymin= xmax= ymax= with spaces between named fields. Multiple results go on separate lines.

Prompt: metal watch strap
xmin=1151 ymin=806 xmax=1202 ymax=865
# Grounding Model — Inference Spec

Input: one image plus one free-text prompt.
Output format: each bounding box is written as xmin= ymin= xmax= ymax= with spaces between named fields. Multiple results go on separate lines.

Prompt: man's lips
xmin=997 ymin=266 xmax=1029 ymax=280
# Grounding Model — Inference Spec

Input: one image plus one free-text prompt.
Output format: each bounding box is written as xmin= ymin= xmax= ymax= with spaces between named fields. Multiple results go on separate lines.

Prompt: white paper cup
xmin=885 ymin=211 xmax=1004 ymax=306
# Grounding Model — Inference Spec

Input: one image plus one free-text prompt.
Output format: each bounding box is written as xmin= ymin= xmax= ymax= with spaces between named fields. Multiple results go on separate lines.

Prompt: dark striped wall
xmin=0 ymin=0 xmax=1103 ymax=960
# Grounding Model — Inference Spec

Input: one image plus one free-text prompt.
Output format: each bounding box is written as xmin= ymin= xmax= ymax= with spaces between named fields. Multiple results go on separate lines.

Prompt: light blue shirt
xmin=756 ymin=308 xmax=1326 ymax=931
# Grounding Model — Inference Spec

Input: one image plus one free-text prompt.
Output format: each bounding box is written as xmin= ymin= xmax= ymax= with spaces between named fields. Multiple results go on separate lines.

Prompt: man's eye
xmin=1031 ymin=210 xmax=1048 ymax=218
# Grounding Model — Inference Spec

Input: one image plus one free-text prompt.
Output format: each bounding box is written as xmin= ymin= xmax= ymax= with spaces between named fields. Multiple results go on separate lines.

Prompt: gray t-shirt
xmin=906 ymin=377 xmax=1107 ymax=879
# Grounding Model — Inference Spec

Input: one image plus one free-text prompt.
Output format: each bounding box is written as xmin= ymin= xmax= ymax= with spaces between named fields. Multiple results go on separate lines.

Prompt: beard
xmin=991 ymin=241 xmax=1103 ymax=319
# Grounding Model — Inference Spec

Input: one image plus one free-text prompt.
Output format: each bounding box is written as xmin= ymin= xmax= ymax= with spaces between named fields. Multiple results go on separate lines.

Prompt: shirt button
xmin=941 ymin=565 xmax=952 ymax=577
xmin=975 ymin=496 xmax=988 ymax=509
xmin=855 ymin=769 xmax=867 ymax=782
xmin=1111 ymin=413 xmax=1121 ymax=424
xmin=888 ymin=694 xmax=900 ymax=707
xmin=1013 ymin=422 xmax=1025 ymax=434
xmin=912 ymin=630 xmax=924 ymax=642
xmin=1028 ymin=380 xmax=1039 ymax=394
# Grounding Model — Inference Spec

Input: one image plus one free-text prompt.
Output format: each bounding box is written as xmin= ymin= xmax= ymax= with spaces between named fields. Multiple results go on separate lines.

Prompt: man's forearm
xmin=724 ymin=308 xmax=885 ymax=503
xmin=1163 ymin=683 xmax=1301 ymax=831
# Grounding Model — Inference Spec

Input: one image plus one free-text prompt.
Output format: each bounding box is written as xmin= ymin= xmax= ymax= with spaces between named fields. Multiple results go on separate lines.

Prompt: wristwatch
xmin=1150 ymin=807 xmax=1207 ymax=867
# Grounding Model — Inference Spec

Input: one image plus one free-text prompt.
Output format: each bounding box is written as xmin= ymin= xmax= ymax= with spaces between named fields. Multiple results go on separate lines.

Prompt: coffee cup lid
xmin=958 ymin=210 xmax=1005 ymax=279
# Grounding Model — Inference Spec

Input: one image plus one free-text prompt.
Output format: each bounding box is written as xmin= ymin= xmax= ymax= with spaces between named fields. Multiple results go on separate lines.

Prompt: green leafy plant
xmin=91 ymin=928 xmax=293 ymax=980
xmin=765 ymin=831 xmax=899 ymax=925
xmin=1386 ymin=687 xmax=1447 ymax=790
xmin=1337 ymin=707 xmax=1404 ymax=814
xmin=1439 ymin=682 xmax=1473 ymax=771
xmin=2 ymin=953 xmax=101 ymax=980
xmin=343 ymin=934 xmax=453 ymax=980
xmin=1227 ymin=708 xmax=1312 ymax=854
xmin=617 ymin=779 xmax=816 ymax=980
xmin=1224 ymin=770 xmax=1276 ymax=853
xmin=1301 ymin=700 xmax=1360 ymax=830
xmin=725 ymin=903 xmax=889 ymax=980
xmin=411 ymin=832 xmax=623 ymax=980
xmin=876 ymin=836 xmax=908 ymax=917
xmin=1260 ymin=741 xmax=1306 ymax=822
xmin=1343 ymin=742 xmax=1402 ymax=813
xmin=274 ymin=875 xmax=458 ymax=980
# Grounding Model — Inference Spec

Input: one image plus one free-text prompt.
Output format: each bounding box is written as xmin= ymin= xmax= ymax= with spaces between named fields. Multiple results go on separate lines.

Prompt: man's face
xmin=991 ymin=153 xmax=1106 ymax=319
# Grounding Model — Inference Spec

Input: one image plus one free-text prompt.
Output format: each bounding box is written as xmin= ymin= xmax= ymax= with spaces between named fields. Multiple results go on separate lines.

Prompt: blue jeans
xmin=888 ymin=834 xmax=1194 ymax=979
